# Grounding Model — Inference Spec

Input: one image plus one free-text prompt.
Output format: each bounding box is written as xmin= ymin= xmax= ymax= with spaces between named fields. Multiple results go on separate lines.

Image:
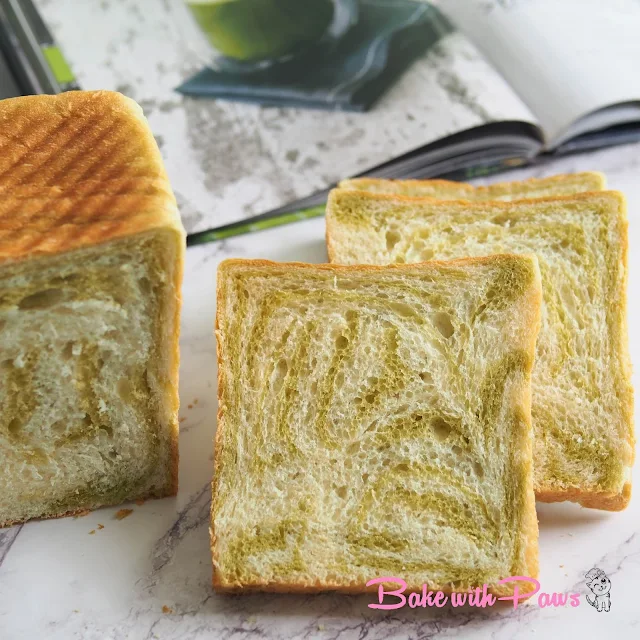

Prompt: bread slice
xmin=213 ymin=256 xmax=541 ymax=595
xmin=326 ymin=190 xmax=634 ymax=510
xmin=339 ymin=172 xmax=605 ymax=200
xmin=0 ymin=91 xmax=185 ymax=527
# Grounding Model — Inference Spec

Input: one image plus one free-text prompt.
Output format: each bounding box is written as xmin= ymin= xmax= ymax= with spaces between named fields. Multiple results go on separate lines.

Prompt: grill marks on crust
xmin=0 ymin=194 xmax=170 ymax=257
xmin=0 ymin=117 xmax=75 ymax=185
xmin=0 ymin=92 xmax=177 ymax=266
xmin=0 ymin=114 xmax=152 ymax=191
xmin=0 ymin=92 xmax=167 ymax=190
xmin=0 ymin=177 xmax=170 ymax=200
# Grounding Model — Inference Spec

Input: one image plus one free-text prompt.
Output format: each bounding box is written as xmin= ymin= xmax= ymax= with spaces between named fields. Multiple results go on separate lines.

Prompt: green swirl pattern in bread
xmin=326 ymin=188 xmax=633 ymax=511
xmin=212 ymin=256 xmax=541 ymax=594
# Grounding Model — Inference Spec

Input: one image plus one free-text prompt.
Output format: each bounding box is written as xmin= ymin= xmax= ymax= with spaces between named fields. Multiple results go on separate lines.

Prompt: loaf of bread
xmin=339 ymin=171 xmax=605 ymax=200
xmin=213 ymin=256 xmax=541 ymax=595
xmin=326 ymin=189 xmax=634 ymax=510
xmin=0 ymin=91 xmax=185 ymax=526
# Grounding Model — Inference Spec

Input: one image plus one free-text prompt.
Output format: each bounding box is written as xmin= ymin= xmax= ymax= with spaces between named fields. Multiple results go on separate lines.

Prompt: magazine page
xmin=183 ymin=30 xmax=538 ymax=231
xmin=439 ymin=0 xmax=640 ymax=147
xmin=35 ymin=1 xmax=539 ymax=232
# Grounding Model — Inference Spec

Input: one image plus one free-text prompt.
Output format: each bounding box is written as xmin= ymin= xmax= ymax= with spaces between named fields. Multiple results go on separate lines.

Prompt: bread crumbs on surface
xmin=162 ymin=605 xmax=173 ymax=614
xmin=193 ymin=398 xmax=199 ymax=405
xmin=115 ymin=508 xmax=133 ymax=520
xmin=135 ymin=499 xmax=146 ymax=506
xmin=318 ymin=624 xmax=325 ymax=631
xmin=188 ymin=404 xmax=193 ymax=409
xmin=97 ymin=524 xmax=104 ymax=530
xmin=74 ymin=510 xmax=91 ymax=518
xmin=88 ymin=530 xmax=96 ymax=535
xmin=179 ymin=417 xmax=187 ymax=423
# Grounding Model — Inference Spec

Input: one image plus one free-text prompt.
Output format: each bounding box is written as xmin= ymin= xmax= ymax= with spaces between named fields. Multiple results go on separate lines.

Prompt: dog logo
xmin=585 ymin=568 xmax=611 ymax=612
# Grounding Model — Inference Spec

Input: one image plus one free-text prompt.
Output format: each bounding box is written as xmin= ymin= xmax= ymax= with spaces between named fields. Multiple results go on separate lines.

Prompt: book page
xmin=438 ymin=0 xmax=640 ymax=147
xmin=37 ymin=0 xmax=539 ymax=231
xmin=194 ymin=31 xmax=537 ymax=229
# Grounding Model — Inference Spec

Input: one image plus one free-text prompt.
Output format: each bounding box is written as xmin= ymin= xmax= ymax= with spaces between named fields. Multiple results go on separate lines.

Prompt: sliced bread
xmin=326 ymin=189 xmax=634 ymax=510
xmin=339 ymin=172 xmax=605 ymax=200
xmin=213 ymin=256 xmax=541 ymax=594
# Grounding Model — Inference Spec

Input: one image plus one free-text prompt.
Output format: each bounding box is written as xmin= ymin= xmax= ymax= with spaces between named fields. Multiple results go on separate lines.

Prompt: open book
xmin=189 ymin=0 xmax=640 ymax=240
xmin=427 ymin=0 xmax=640 ymax=167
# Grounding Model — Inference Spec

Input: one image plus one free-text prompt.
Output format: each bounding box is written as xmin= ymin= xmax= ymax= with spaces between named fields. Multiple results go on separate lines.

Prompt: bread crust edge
xmin=339 ymin=171 xmax=606 ymax=199
xmin=0 ymin=485 xmax=177 ymax=529
xmin=536 ymin=483 xmax=632 ymax=512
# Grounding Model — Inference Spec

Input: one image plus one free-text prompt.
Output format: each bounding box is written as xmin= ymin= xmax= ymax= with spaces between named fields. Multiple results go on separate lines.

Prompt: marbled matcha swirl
xmin=212 ymin=257 xmax=540 ymax=591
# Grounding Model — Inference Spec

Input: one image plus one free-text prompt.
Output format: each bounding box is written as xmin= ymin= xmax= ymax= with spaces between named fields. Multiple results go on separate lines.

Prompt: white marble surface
xmin=2 ymin=1 xmax=640 ymax=638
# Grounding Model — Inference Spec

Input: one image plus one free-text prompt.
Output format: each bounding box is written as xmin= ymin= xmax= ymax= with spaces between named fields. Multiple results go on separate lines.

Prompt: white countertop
xmin=2 ymin=1 xmax=640 ymax=638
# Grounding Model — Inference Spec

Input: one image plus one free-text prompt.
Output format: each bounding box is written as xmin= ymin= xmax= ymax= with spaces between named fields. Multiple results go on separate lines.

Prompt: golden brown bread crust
xmin=537 ymin=483 xmax=632 ymax=511
xmin=339 ymin=172 xmax=606 ymax=198
xmin=0 ymin=91 xmax=169 ymax=190
xmin=605 ymin=195 xmax=635 ymax=510
xmin=0 ymin=192 xmax=182 ymax=265
xmin=0 ymin=177 xmax=172 ymax=199
xmin=166 ymin=230 xmax=184 ymax=500
xmin=212 ymin=572 xmax=537 ymax=598
xmin=515 ymin=261 xmax=542 ymax=585
xmin=211 ymin=270 xmax=227 ymax=592
xmin=211 ymin=257 xmax=540 ymax=596
xmin=0 ymin=91 xmax=183 ymax=266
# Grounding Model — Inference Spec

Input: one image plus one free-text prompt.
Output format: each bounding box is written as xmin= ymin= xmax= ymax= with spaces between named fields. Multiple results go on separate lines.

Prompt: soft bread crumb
xmin=325 ymin=189 xmax=633 ymax=510
xmin=115 ymin=509 xmax=133 ymax=520
xmin=212 ymin=258 xmax=541 ymax=595
xmin=162 ymin=605 xmax=173 ymax=614
xmin=97 ymin=524 xmax=104 ymax=530
xmin=0 ymin=228 xmax=184 ymax=526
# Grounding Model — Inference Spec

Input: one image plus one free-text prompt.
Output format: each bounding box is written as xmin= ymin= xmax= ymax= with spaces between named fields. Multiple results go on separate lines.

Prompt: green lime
xmin=187 ymin=0 xmax=335 ymax=62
